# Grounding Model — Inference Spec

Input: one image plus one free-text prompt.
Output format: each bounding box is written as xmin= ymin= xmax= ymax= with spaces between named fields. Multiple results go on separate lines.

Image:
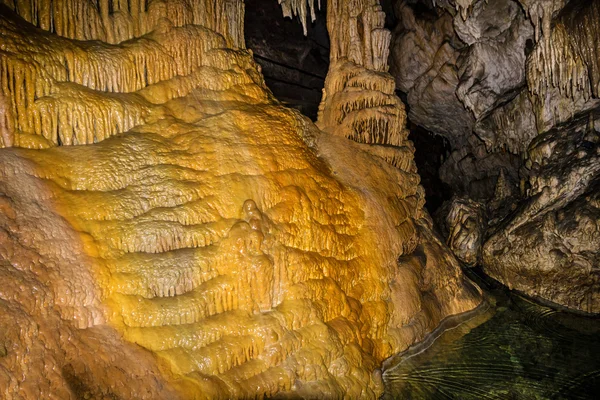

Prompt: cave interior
xmin=0 ymin=0 xmax=599 ymax=398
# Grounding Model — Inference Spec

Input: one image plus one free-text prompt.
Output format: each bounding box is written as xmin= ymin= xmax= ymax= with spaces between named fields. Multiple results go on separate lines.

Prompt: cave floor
xmin=383 ymin=268 xmax=600 ymax=399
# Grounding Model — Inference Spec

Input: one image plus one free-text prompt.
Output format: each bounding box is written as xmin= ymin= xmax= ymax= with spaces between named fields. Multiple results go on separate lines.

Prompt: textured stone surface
xmin=389 ymin=0 xmax=600 ymax=312
xmin=0 ymin=1 xmax=481 ymax=398
xmin=436 ymin=197 xmax=485 ymax=267
xmin=456 ymin=1 xmax=533 ymax=120
xmin=439 ymin=136 xmax=521 ymax=200
xmin=483 ymin=122 xmax=600 ymax=313
xmin=474 ymin=90 xmax=538 ymax=154
xmin=390 ymin=3 xmax=472 ymax=147
xmin=453 ymin=0 xmax=521 ymax=45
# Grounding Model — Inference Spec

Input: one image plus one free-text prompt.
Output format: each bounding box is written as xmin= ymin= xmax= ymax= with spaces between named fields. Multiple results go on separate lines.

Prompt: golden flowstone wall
xmin=0 ymin=2 xmax=480 ymax=399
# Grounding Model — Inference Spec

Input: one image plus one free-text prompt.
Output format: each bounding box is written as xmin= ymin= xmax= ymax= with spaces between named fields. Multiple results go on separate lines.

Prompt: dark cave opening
xmin=408 ymin=123 xmax=452 ymax=215
xmin=244 ymin=0 xmax=330 ymax=120
xmin=396 ymin=88 xmax=453 ymax=215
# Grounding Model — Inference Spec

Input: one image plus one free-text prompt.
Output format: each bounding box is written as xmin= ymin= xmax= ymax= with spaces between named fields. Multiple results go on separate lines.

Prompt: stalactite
xmin=37 ymin=85 xmax=149 ymax=145
xmin=0 ymin=0 xmax=245 ymax=48
xmin=0 ymin=8 xmax=235 ymax=146
xmin=561 ymin=0 xmax=600 ymax=98
xmin=526 ymin=0 xmax=600 ymax=126
xmin=527 ymin=23 xmax=591 ymax=101
xmin=326 ymin=0 xmax=390 ymax=72
xmin=519 ymin=0 xmax=567 ymax=43
xmin=278 ymin=0 xmax=321 ymax=36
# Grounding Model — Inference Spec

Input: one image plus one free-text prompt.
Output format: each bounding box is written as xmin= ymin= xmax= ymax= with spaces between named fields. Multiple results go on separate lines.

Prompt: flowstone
xmin=0 ymin=1 xmax=481 ymax=398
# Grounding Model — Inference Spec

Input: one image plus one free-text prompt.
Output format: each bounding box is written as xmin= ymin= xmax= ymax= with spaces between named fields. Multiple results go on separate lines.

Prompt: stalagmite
xmin=316 ymin=0 xmax=414 ymax=175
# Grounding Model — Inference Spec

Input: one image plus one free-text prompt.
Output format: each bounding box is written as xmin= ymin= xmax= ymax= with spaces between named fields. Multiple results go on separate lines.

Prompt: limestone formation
xmin=474 ymin=90 xmax=538 ymax=155
xmin=389 ymin=0 xmax=600 ymax=313
xmin=317 ymin=0 xmax=414 ymax=173
xmin=455 ymin=0 xmax=533 ymax=121
xmin=436 ymin=197 xmax=485 ymax=267
xmin=484 ymin=121 xmax=600 ymax=313
xmin=390 ymin=2 xmax=473 ymax=147
xmin=0 ymin=1 xmax=481 ymax=399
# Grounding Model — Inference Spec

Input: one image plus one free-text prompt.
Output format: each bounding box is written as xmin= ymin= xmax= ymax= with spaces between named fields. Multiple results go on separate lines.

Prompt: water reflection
xmin=383 ymin=268 xmax=600 ymax=399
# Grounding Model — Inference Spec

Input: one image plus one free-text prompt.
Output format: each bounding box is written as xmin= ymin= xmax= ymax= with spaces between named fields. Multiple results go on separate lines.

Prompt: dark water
xmin=383 ymin=268 xmax=600 ymax=399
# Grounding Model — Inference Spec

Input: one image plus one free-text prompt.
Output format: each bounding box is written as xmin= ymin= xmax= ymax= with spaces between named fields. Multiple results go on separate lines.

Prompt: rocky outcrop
xmin=455 ymin=0 xmax=533 ymax=121
xmin=0 ymin=1 xmax=481 ymax=399
xmin=480 ymin=0 xmax=600 ymax=312
xmin=390 ymin=3 xmax=472 ymax=148
xmin=389 ymin=0 xmax=600 ymax=312
xmin=389 ymin=0 xmax=524 ymax=200
xmin=484 ymin=121 xmax=600 ymax=313
xmin=436 ymin=197 xmax=485 ymax=266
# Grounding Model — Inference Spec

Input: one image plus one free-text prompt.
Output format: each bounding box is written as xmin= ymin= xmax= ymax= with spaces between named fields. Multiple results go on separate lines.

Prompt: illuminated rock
xmin=0 ymin=1 xmax=481 ymax=398
xmin=483 ymin=122 xmax=600 ymax=313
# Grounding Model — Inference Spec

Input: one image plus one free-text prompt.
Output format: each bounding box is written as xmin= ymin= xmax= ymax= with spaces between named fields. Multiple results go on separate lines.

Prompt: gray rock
xmin=453 ymin=0 xmax=520 ymax=45
xmin=483 ymin=123 xmax=600 ymax=313
xmin=437 ymin=197 xmax=486 ymax=266
xmin=390 ymin=3 xmax=473 ymax=146
xmin=456 ymin=4 xmax=534 ymax=120
xmin=389 ymin=0 xmax=600 ymax=312
xmin=474 ymin=90 xmax=538 ymax=154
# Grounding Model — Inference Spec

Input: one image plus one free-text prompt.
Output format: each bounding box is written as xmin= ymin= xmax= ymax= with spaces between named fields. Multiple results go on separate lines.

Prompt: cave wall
xmin=389 ymin=0 xmax=600 ymax=312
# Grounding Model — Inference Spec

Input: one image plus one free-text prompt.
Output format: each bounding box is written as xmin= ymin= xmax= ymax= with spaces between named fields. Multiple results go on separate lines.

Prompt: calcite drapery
xmin=525 ymin=0 xmax=600 ymax=134
xmin=0 ymin=0 xmax=245 ymax=47
xmin=0 ymin=1 xmax=481 ymax=398
xmin=0 ymin=2 xmax=242 ymax=147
